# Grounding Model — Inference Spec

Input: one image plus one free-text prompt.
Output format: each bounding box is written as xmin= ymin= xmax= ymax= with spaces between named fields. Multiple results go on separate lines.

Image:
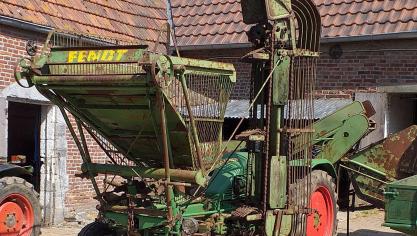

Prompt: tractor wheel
xmin=306 ymin=170 xmax=338 ymax=236
xmin=0 ymin=177 xmax=41 ymax=236
xmin=78 ymin=222 xmax=119 ymax=236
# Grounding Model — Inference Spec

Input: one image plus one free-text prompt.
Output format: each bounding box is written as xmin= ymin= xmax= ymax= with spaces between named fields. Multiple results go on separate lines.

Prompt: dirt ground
xmin=41 ymin=207 xmax=406 ymax=236
xmin=337 ymin=207 xmax=405 ymax=236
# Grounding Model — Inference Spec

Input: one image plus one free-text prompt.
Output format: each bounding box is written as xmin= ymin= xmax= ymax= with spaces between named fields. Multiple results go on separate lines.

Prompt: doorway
xmin=7 ymin=101 xmax=42 ymax=192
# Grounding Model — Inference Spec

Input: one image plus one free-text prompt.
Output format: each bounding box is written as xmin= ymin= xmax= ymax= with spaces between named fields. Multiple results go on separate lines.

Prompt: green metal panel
xmin=20 ymin=45 xmax=236 ymax=169
xmin=137 ymin=215 xmax=166 ymax=230
xmin=269 ymin=156 xmax=287 ymax=208
xmin=312 ymin=101 xmax=366 ymax=143
xmin=205 ymin=152 xmax=248 ymax=198
xmin=384 ymin=174 xmax=417 ymax=235
xmin=13 ymin=0 xmax=330 ymax=233
xmin=272 ymin=57 xmax=290 ymax=106
xmin=315 ymin=114 xmax=370 ymax=164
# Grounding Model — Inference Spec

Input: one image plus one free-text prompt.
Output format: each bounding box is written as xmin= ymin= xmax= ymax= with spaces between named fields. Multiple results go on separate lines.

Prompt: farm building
xmin=0 ymin=0 xmax=167 ymax=224
xmin=170 ymin=0 xmax=417 ymax=146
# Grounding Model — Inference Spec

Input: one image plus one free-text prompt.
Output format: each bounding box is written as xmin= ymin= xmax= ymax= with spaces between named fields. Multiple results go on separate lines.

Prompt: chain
xmin=127 ymin=195 xmax=135 ymax=234
xmin=263 ymin=24 xmax=278 ymax=215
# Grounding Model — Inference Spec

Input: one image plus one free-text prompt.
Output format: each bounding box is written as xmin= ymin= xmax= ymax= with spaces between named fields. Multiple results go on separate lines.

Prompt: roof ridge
xmin=1 ymin=0 xmax=160 ymax=42
xmin=171 ymin=0 xmax=240 ymax=9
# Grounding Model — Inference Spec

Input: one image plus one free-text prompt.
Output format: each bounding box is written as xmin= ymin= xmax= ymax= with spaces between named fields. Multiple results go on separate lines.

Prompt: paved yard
xmin=41 ymin=207 xmax=406 ymax=236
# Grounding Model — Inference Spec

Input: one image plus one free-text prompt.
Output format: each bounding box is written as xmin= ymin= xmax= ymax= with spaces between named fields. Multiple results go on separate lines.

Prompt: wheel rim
xmin=0 ymin=193 xmax=35 ymax=236
xmin=307 ymin=186 xmax=334 ymax=236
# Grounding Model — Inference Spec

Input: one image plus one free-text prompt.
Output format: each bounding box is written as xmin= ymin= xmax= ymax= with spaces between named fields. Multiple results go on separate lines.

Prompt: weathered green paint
xmin=384 ymin=175 xmax=417 ymax=235
xmin=349 ymin=125 xmax=417 ymax=179
xmin=311 ymin=98 xmax=417 ymax=235
xmin=312 ymin=101 xmax=367 ymax=145
xmin=169 ymin=56 xmax=236 ymax=80
xmin=264 ymin=210 xmax=276 ymax=236
xmin=279 ymin=215 xmax=293 ymax=236
xmin=269 ymin=156 xmax=287 ymax=208
xmin=205 ymin=152 xmax=248 ymax=198
xmin=315 ymin=114 xmax=370 ymax=164
xmin=241 ymin=0 xmax=321 ymax=234
xmin=137 ymin=215 xmax=166 ymax=230
xmin=12 ymin=0 xmax=337 ymax=234
xmin=103 ymin=211 xmax=128 ymax=226
xmin=48 ymin=47 xmax=146 ymax=64
xmin=272 ymin=57 xmax=290 ymax=106
xmin=341 ymin=125 xmax=417 ymax=206
xmin=20 ymin=46 xmax=235 ymax=169
xmin=263 ymin=211 xmax=293 ymax=236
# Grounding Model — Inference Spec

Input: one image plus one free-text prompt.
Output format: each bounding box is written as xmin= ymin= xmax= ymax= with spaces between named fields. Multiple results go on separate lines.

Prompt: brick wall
xmin=181 ymin=39 xmax=417 ymax=100
xmin=317 ymin=39 xmax=417 ymax=98
xmin=0 ymin=25 xmax=35 ymax=88
xmin=65 ymin=115 xmax=107 ymax=209
xmin=0 ymin=24 xmax=108 ymax=210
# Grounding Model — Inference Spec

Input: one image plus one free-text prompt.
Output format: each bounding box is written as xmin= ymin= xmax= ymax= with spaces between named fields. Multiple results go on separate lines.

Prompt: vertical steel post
xmin=156 ymin=88 xmax=173 ymax=222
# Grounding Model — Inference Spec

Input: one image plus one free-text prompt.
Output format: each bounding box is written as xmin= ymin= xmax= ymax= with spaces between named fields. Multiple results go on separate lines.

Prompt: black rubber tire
xmin=310 ymin=170 xmax=338 ymax=236
xmin=78 ymin=222 xmax=117 ymax=236
xmin=0 ymin=177 xmax=42 ymax=236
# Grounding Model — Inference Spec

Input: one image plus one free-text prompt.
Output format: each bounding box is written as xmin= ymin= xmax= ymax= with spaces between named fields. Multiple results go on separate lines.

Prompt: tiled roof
xmin=171 ymin=0 xmax=250 ymax=47
xmin=317 ymin=0 xmax=417 ymax=38
xmin=171 ymin=0 xmax=417 ymax=47
xmin=0 ymin=0 xmax=168 ymax=52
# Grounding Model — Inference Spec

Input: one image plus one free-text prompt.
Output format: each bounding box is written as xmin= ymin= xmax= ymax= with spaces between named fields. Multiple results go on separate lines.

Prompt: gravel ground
xmin=41 ymin=207 xmax=406 ymax=236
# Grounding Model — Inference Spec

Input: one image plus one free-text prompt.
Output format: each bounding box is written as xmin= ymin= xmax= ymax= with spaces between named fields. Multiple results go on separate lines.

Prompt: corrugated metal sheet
xmin=171 ymin=0 xmax=417 ymax=47
xmin=225 ymin=98 xmax=352 ymax=119
xmin=0 ymin=0 xmax=168 ymax=52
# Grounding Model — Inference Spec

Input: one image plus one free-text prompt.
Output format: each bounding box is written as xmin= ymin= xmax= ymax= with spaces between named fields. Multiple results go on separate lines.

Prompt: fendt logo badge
xmin=67 ymin=49 xmax=128 ymax=63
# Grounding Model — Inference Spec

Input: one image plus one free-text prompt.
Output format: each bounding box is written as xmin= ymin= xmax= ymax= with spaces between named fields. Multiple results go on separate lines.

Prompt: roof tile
xmin=0 ymin=0 xmax=168 ymax=52
xmin=171 ymin=0 xmax=417 ymax=46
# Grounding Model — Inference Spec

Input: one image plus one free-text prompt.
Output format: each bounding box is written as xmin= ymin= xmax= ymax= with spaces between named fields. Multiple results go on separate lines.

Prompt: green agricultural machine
xmin=13 ymin=0 xmax=417 ymax=235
